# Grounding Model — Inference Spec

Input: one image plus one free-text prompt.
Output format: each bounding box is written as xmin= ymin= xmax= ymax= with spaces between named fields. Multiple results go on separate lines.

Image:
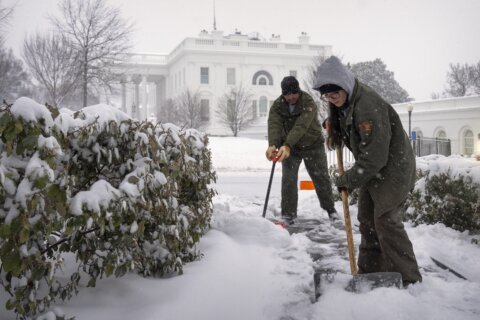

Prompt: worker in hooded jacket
xmin=313 ymin=56 xmax=422 ymax=286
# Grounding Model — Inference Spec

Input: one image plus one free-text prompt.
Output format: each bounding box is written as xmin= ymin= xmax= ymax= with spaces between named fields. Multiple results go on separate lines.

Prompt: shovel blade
xmin=314 ymin=271 xmax=402 ymax=300
xmin=347 ymin=272 xmax=403 ymax=292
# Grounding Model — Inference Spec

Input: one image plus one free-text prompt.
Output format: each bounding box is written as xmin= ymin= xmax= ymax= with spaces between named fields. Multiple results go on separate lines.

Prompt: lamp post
xmin=406 ymin=103 xmax=413 ymax=140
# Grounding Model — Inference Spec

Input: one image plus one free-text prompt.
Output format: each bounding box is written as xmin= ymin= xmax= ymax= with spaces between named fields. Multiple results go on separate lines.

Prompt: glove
xmin=276 ymin=145 xmax=291 ymax=162
xmin=322 ymin=117 xmax=331 ymax=131
xmin=334 ymin=174 xmax=349 ymax=193
xmin=265 ymin=146 xmax=277 ymax=161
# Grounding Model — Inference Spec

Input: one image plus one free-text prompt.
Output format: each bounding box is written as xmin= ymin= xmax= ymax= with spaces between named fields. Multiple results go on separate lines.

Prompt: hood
xmin=313 ymin=56 xmax=356 ymax=100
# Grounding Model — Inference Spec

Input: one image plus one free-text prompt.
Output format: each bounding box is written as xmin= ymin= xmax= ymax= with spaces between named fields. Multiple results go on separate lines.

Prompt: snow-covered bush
xmin=0 ymin=98 xmax=216 ymax=318
xmin=405 ymin=155 xmax=480 ymax=233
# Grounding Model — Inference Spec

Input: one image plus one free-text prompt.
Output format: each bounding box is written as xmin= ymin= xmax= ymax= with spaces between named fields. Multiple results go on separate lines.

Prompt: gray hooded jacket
xmin=314 ymin=56 xmax=416 ymax=214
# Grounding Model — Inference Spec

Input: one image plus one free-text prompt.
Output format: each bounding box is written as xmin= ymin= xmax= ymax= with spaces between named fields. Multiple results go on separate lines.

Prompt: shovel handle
xmin=336 ymin=147 xmax=358 ymax=275
xmin=262 ymin=160 xmax=276 ymax=218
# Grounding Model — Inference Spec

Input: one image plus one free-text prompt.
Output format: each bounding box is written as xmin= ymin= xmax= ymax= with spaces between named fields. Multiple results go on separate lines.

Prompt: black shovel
xmin=314 ymin=147 xmax=402 ymax=298
xmin=262 ymin=160 xmax=276 ymax=218
xmin=262 ymin=155 xmax=288 ymax=227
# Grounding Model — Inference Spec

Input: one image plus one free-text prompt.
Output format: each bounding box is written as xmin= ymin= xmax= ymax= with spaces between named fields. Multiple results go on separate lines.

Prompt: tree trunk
xmin=83 ymin=50 xmax=88 ymax=108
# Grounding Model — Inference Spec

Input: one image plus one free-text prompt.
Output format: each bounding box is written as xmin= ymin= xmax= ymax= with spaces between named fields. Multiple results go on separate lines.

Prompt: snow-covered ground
xmin=1 ymin=136 xmax=480 ymax=320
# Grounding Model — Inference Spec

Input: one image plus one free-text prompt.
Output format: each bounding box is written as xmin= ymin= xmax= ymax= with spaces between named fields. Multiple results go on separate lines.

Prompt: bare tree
xmin=0 ymin=47 xmax=32 ymax=101
xmin=445 ymin=63 xmax=472 ymax=97
xmin=50 ymin=0 xmax=134 ymax=108
xmin=0 ymin=0 xmax=14 ymax=44
xmin=157 ymin=98 xmax=182 ymax=125
xmin=303 ymin=55 xmax=329 ymax=120
xmin=177 ymin=89 xmax=203 ymax=129
xmin=215 ymin=84 xmax=254 ymax=137
xmin=473 ymin=61 xmax=480 ymax=94
xmin=23 ymin=33 xmax=80 ymax=106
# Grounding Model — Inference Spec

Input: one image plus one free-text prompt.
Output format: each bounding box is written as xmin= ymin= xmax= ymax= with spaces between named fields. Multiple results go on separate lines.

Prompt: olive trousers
xmin=357 ymin=186 xmax=422 ymax=283
xmin=281 ymin=142 xmax=335 ymax=217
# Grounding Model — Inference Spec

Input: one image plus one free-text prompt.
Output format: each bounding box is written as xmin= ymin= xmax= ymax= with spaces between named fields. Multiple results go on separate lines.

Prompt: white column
xmin=133 ymin=75 xmax=142 ymax=120
xmin=120 ymin=77 xmax=127 ymax=113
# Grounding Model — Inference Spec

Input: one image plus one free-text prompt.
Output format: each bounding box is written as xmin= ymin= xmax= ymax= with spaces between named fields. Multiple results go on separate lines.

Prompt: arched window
xmin=259 ymin=96 xmax=268 ymax=117
xmin=463 ymin=129 xmax=474 ymax=156
xmin=252 ymin=70 xmax=273 ymax=86
xmin=435 ymin=129 xmax=446 ymax=139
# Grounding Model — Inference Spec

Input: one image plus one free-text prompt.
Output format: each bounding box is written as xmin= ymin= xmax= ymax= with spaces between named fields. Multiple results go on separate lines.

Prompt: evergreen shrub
xmin=405 ymin=168 xmax=480 ymax=233
xmin=0 ymin=98 xmax=216 ymax=318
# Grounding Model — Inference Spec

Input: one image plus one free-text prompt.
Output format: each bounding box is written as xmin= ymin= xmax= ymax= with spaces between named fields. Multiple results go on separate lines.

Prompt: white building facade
xmin=395 ymin=95 xmax=480 ymax=157
xmin=113 ymin=30 xmax=331 ymax=135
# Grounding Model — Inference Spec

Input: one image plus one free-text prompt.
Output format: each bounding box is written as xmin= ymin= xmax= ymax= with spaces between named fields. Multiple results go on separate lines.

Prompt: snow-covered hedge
xmin=405 ymin=155 xmax=480 ymax=233
xmin=0 ymin=98 xmax=216 ymax=318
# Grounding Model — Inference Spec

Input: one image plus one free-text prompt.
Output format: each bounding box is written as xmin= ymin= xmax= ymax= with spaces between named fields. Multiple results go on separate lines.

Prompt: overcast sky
xmin=4 ymin=0 xmax=480 ymax=101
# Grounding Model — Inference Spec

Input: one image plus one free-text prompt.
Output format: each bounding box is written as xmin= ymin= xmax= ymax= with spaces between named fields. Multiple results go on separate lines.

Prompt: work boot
xmin=402 ymin=279 xmax=421 ymax=288
xmin=327 ymin=209 xmax=341 ymax=222
xmin=281 ymin=213 xmax=296 ymax=225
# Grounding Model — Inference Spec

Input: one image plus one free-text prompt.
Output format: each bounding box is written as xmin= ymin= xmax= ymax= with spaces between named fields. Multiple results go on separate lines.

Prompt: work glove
xmin=334 ymin=174 xmax=350 ymax=194
xmin=265 ymin=145 xmax=277 ymax=161
xmin=276 ymin=145 xmax=291 ymax=162
xmin=322 ymin=117 xmax=331 ymax=131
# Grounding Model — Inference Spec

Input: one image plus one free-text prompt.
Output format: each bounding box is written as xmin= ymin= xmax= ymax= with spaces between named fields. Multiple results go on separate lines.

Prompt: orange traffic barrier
xmin=300 ymin=180 xmax=315 ymax=190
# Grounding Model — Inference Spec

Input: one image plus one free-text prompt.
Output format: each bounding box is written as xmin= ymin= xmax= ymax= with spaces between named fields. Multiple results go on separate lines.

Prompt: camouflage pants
xmin=281 ymin=142 xmax=335 ymax=217
xmin=357 ymin=186 xmax=422 ymax=283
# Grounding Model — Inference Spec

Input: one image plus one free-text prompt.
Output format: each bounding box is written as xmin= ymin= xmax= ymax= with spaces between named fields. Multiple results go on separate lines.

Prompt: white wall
xmin=396 ymin=95 xmax=480 ymax=156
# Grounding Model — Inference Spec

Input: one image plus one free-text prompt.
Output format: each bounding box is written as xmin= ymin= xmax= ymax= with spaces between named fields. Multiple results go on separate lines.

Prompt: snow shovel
xmin=262 ymin=154 xmax=287 ymax=227
xmin=314 ymin=147 xmax=402 ymax=298
xmin=262 ymin=160 xmax=277 ymax=218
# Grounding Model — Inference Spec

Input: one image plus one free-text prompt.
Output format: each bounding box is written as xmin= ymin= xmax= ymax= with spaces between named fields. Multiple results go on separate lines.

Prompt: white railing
xmin=195 ymin=39 xmax=214 ymax=46
xmin=222 ymin=40 xmax=240 ymax=46
xmin=247 ymin=42 xmax=278 ymax=49
xmin=285 ymin=44 xmax=301 ymax=49
xmin=126 ymin=53 xmax=167 ymax=65
xmin=326 ymin=148 xmax=355 ymax=168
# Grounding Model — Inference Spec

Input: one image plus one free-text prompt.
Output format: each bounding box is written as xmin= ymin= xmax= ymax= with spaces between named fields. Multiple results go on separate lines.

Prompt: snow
xmin=11 ymin=97 xmax=54 ymax=132
xmin=1 ymin=135 xmax=480 ymax=320
xmin=70 ymin=180 xmax=122 ymax=216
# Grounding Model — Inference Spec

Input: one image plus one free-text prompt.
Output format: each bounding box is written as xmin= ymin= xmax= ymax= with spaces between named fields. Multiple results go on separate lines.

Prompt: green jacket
xmin=340 ymin=80 xmax=416 ymax=213
xmin=267 ymin=91 xmax=324 ymax=150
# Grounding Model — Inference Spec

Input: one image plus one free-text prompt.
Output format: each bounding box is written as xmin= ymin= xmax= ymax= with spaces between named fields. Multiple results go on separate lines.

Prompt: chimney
xmin=298 ymin=31 xmax=310 ymax=44
xmin=269 ymin=33 xmax=281 ymax=42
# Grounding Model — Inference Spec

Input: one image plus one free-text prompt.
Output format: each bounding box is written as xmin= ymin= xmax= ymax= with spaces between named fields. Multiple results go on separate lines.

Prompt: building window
xmin=252 ymin=70 xmax=273 ymax=85
xmin=200 ymin=99 xmax=210 ymax=121
xmin=258 ymin=76 xmax=267 ymax=85
xmin=289 ymin=70 xmax=297 ymax=78
xmin=252 ymin=100 xmax=257 ymax=118
xmin=414 ymin=129 xmax=423 ymax=138
xmin=259 ymin=96 xmax=268 ymax=117
xmin=436 ymin=130 xmax=446 ymax=138
xmin=463 ymin=129 xmax=474 ymax=156
xmin=227 ymin=68 xmax=236 ymax=85
xmin=200 ymin=67 xmax=209 ymax=84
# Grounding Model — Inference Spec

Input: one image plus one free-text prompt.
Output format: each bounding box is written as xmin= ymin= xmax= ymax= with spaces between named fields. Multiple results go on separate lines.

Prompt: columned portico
xmin=119 ymin=74 xmax=167 ymax=121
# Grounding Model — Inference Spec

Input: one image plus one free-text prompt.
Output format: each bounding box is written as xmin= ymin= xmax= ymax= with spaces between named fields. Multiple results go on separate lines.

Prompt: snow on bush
xmin=405 ymin=155 xmax=480 ymax=232
xmin=0 ymin=98 xmax=216 ymax=318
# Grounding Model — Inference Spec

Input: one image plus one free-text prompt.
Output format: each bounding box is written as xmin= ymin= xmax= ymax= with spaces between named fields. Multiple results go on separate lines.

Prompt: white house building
xmin=113 ymin=29 xmax=331 ymax=135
